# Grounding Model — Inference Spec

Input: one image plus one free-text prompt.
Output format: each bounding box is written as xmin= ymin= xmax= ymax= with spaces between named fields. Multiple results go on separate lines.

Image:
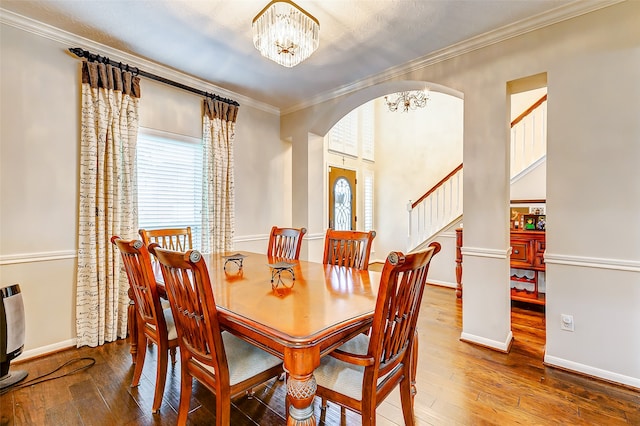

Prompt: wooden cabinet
xmin=509 ymin=230 xmax=545 ymax=305
xmin=454 ymin=229 xmax=545 ymax=305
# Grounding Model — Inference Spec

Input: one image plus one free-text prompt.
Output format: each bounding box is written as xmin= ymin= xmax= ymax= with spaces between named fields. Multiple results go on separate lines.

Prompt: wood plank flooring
xmin=1 ymin=285 xmax=638 ymax=425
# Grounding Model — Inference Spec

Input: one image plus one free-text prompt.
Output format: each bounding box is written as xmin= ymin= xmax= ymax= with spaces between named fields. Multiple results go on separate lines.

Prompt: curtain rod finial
xmin=69 ymin=47 xmax=86 ymax=58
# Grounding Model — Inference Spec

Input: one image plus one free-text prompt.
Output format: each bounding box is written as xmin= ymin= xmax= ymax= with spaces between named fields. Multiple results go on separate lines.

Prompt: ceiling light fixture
xmin=384 ymin=90 xmax=430 ymax=112
xmin=252 ymin=0 xmax=320 ymax=68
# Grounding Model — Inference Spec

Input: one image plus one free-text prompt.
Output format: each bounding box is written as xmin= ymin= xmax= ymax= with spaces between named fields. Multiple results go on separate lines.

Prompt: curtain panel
xmin=201 ymin=98 xmax=238 ymax=253
xmin=76 ymin=61 xmax=140 ymax=347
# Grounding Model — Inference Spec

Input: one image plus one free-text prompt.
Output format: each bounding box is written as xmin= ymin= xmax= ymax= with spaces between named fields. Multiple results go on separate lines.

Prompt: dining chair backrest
xmin=314 ymin=242 xmax=441 ymax=425
xmin=139 ymin=227 xmax=192 ymax=251
xmin=149 ymin=245 xmax=225 ymax=376
xmin=149 ymin=244 xmax=283 ymax=425
xmin=112 ymin=236 xmax=167 ymax=341
xmin=323 ymin=229 xmax=376 ymax=270
xmin=370 ymin=242 xmax=440 ymax=376
xmin=111 ymin=236 xmax=178 ymax=413
xmin=267 ymin=226 xmax=307 ymax=260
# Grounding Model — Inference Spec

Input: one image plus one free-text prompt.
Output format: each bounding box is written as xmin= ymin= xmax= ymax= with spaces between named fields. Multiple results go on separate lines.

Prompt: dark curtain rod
xmin=68 ymin=47 xmax=240 ymax=107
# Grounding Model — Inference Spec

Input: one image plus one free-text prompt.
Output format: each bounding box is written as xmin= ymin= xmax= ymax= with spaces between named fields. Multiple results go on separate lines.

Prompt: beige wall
xmin=374 ymin=92 xmax=463 ymax=260
xmin=0 ymin=23 xmax=288 ymax=357
xmin=1 ymin=1 xmax=638 ymax=389
xmin=282 ymin=1 xmax=640 ymax=387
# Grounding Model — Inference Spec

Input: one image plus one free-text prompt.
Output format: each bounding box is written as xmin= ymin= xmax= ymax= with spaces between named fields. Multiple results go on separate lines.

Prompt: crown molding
xmin=1 ymin=1 xmax=623 ymax=117
xmin=281 ymin=0 xmax=625 ymax=115
xmin=0 ymin=8 xmax=280 ymax=115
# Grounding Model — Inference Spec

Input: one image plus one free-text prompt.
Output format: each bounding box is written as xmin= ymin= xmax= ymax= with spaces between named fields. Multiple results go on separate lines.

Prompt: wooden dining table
xmin=150 ymin=251 xmax=381 ymax=425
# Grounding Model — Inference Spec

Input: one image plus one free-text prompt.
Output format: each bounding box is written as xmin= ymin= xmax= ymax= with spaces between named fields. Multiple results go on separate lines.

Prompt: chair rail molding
xmin=0 ymin=250 xmax=77 ymax=265
xmin=543 ymin=253 xmax=640 ymax=272
xmin=460 ymin=246 xmax=511 ymax=259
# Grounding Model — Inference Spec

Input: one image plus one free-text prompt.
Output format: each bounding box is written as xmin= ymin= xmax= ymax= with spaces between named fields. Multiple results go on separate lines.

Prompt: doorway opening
xmin=508 ymin=73 xmax=548 ymax=359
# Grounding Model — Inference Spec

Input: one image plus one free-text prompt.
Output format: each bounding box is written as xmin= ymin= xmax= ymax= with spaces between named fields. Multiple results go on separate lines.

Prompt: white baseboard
xmin=427 ymin=279 xmax=456 ymax=289
xmin=460 ymin=331 xmax=513 ymax=353
xmin=15 ymin=339 xmax=76 ymax=362
xmin=544 ymin=354 xmax=640 ymax=390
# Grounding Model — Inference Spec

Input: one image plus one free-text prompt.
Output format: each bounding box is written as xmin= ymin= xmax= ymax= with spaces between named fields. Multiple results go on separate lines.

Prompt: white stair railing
xmin=511 ymin=95 xmax=547 ymax=178
xmin=407 ymin=94 xmax=547 ymax=250
xmin=408 ymin=164 xmax=463 ymax=251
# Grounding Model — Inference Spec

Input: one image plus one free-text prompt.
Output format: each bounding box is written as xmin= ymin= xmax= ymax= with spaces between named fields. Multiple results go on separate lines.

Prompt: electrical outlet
xmin=561 ymin=314 xmax=574 ymax=332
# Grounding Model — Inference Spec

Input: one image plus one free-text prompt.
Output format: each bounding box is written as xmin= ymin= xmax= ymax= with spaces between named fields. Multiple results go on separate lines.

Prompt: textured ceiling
xmin=1 ymin=0 xmax=600 ymax=111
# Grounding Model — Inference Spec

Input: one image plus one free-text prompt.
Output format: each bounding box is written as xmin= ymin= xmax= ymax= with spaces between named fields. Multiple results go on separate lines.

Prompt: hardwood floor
xmin=2 ymin=285 xmax=638 ymax=425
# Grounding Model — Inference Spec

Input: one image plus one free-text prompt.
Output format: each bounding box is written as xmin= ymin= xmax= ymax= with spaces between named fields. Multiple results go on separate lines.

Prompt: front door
xmin=328 ymin=166 xmax=356 ymax=230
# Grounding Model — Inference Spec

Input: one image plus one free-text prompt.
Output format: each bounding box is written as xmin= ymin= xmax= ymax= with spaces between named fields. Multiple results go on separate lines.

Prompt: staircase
xmin=408 ymin=94 xmax=547 ymax=251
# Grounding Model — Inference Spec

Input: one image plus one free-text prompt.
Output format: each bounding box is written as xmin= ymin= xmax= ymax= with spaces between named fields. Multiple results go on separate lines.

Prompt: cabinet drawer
xmin=534 ymin=240 xmax=545 ymax=267
xmin=511 ymin=242 xmax=530 ymax=263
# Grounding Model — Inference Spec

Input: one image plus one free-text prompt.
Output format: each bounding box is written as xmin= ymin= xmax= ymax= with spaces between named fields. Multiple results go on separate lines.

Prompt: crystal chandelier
xmin=384 ymin=90 xmax=430 ymax=112
xmin=252 ymin=0 xmax=320 ymax=68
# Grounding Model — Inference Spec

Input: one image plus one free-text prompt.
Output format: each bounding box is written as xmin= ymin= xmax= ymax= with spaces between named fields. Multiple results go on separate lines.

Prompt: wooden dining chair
xmin=148 ymin=244 xmax=284 ymax=426
xmin=323 ymin=229 xmax=377 ymax=270
xmin=139 ymin=227 xmax=192 ymax=251
xmin=110 ymin=236 xmax=178 ymax=414
xmin=313 ymin=242 xmax=441 ymax=426
xmin=267 ymin=226 xmax=307 ymax=259
xmin=139 ymin=227 xmax=192 ymax=313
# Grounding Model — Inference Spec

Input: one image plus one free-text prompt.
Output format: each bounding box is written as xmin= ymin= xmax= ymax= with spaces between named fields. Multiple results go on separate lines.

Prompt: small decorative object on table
xmin=267 ymin=261 xmax=296 ymax=289
xmin=222 ymin=253 xmax=247 ymax=270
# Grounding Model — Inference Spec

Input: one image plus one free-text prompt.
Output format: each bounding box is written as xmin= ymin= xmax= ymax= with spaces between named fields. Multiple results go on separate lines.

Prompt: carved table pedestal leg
xmin=285 ymin=347 xmax=320 ymax=425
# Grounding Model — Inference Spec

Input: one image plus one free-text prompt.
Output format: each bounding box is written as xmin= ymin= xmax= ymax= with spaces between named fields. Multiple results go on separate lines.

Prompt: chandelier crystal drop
xmin=384 ymin=90 xmax=430 ymax=112
xmin=252 ymin=0 xmax=320 ymax=68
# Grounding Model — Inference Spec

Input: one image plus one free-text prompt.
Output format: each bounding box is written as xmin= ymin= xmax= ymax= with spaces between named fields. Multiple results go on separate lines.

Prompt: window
xmin=327 ymin=109 xmax=358 ymax=156
xmin=363 ymin=169 xmax=374 ymax=232
xmin=361 ymin=102 xmax=375 ymax=161
xmin=326 ymin=101 xmax=376 ymax=234
xmin=327 ymin=101 xmax=375 ymax=160
xmin=137 ymin=129 xmax=203 ymax=247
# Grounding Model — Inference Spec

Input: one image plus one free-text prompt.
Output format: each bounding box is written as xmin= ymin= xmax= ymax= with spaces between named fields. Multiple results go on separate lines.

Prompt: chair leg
xmin=131 ymin=319 xmax=147 ymax=387
xmin=399 ymin=374 xmax=416 ymax=426
xmin=361 ymin=404 xmax=374 ymax=426
xmin=215 ymin=387 xmax=231 ymax=426
xmin=127 ymin=298 xmax=138 ymax=363
xmin=399 ymin=335 xmax=418 ymax=426
xmin=177 ymin=366 xmax=193 ymax=426
xmin=152 ymin=345 xmax=169 ymax=413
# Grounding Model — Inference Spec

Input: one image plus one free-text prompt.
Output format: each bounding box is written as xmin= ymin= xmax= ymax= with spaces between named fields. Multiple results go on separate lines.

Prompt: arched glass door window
xmin=333 ymin=177 xmax=352 ymax=231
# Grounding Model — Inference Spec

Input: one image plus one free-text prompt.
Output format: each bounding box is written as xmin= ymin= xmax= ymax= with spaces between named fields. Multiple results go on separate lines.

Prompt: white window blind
xmin=137 ymin=130 xmax=203 ymax=247
xmin=328 ymin=109 xmax=358 ymax=156
xmin=363 ymin=169 xmax=374 ymax=232
xmin=361 ymin=102 xmax=375 ymax=161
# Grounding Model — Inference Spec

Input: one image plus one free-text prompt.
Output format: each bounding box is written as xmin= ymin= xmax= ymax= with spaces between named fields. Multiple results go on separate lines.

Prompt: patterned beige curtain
xmin=201 ymin=98 xmax=238 ymax=253
xmin=76 ymin=61 xmax=140 ymax=347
